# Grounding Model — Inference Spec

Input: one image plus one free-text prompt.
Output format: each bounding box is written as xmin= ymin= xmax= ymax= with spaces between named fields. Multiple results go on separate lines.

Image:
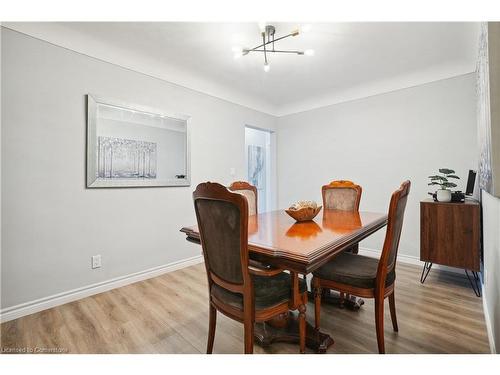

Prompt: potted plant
xmin=428 ymin=168 xmax=460 ymax=202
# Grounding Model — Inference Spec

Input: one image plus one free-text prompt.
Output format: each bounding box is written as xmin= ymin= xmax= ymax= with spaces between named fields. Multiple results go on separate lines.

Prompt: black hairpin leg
xmin=420 ymin=262 xmax=433 ymax=283
xmin=465 ymin=270 xmax=481 ymax=297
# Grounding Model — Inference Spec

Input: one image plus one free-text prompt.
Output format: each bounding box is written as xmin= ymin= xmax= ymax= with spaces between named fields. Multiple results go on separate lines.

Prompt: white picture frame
xmin=86 ymin=95 xmax=191 ymax=188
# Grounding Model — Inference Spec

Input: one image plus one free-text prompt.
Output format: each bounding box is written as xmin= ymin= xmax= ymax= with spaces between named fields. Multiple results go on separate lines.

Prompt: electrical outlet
xmin=91 ymin=255 xmax=102 ymax=269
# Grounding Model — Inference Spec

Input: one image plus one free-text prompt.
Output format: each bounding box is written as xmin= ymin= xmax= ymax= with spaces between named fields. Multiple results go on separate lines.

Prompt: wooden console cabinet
xmin=420 ymin=198 xmax=481 ymax=296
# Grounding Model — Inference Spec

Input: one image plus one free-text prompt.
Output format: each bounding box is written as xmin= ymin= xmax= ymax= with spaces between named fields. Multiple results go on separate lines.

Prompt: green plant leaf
xmin=428 ymin=182 xmax=440 ymax=185
xmin=446 ymin=175 xmax=460 ymax=179
xmin=429 ymin=176 xmax=447 ymax=181
xmin=442 ymin=182 xmax=457 ymax=188
xmin=439 ymin=168 xmax=455 ymax=174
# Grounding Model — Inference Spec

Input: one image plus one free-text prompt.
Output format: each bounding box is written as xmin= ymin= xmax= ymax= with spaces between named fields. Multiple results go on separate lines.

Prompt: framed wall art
xmin=87 ymin=95 xmax=190 ymax=188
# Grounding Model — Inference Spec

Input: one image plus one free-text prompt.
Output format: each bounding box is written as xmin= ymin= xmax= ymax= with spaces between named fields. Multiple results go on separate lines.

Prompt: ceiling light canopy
xmin=234 ymin=24 xmax=314 ymax=72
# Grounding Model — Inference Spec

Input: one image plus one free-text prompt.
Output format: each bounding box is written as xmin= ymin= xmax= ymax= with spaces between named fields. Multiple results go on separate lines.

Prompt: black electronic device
xmin=451 ymin=191 xmax=465 ymax=202
xmin=466 ymin=170 xmax=477 ymax=196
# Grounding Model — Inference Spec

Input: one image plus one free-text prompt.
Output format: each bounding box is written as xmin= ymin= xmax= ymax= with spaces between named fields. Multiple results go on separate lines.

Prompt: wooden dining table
xmin=180 ymin=208 xmax=388 ymax=353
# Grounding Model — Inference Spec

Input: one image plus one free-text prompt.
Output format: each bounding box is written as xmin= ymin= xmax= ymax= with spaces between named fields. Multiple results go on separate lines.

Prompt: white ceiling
xmin=4 ymin=22 xmax=480 ymax=116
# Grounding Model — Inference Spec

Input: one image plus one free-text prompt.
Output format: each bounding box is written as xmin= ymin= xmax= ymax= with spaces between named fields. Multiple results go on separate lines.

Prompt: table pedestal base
xmin=324 ymin=290 xmax=365 ymax=310
xmin=309 ymin=289 xmax=365 ymax=310
xmin=254 ymin=312 xmax=334 ymax=353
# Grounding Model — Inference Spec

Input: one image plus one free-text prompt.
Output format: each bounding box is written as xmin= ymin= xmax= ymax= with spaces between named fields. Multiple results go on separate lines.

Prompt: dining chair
xmin=321 ymin=180 xmax=363 ymax=304
xmin=193 ymin=182 xmax=308 ymax=354
xmin=229 ymin=181 xmax=258 ymax=216
xmin=312 ymin=180 xmax=411 ymax=354
xmin=229 ymin=181 xmax=270 ymax=270
xmin=322 ymin=180 xmax=362 ymax=211
xmin=321 ymin=180 xmax=362 ymax=253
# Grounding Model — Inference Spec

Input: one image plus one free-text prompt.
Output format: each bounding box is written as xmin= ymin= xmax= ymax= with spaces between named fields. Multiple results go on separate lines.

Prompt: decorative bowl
xmin=285 ymin=206 xmax=322 ymax=222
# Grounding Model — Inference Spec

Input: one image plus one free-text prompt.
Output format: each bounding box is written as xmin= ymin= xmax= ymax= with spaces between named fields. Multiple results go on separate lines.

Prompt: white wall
xmin=276 ymin=74 xmax=478 ymax=258
xmin=489 ymin=23 xmax=500 ymax=196
xmin=481 ymin=22 xmax=500 ymax=354
xmin=0 ymin=28 xmax=276 ymax=311
xmin=482 ymin=190 xmax=500 ymax=353
xmin=0 ymin=26 xmax=3 ymax=310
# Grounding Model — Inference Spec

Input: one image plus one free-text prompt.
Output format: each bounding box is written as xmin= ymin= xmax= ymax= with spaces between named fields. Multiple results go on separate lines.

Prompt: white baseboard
xmin=482 ymin=285 xmax=497 ymax=354
xmin=358 ymin=247 xmax=421 ymax=266
xmin=0 ymin=254 xmax=204 ymax=323
xmin=358 ymin=247 xmax=464 ymax=275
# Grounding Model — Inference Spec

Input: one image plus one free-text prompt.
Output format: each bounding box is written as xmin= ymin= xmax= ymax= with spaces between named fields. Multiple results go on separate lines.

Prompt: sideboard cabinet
xmin=420 ymin=198 xmax=481 ymax=296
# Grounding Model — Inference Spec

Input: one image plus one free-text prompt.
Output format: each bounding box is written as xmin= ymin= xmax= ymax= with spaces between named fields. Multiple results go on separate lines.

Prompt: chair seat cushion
xmin=312 ymin=252 xmax=395 ymax=289
xmin=211 ymin=272 xmax=307 ymax=310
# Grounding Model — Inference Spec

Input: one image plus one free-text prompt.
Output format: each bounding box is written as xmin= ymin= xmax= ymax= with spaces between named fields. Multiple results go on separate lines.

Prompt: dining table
xmin=180 ymin=208 xmax=388 ymax=353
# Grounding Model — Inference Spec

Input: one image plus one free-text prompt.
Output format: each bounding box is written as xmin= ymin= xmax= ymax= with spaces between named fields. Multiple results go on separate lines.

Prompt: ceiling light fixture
xmin=300 ymin=24 xmax=312 ymax=33
xmin=235 ymin=24 xmax=314 ymax=72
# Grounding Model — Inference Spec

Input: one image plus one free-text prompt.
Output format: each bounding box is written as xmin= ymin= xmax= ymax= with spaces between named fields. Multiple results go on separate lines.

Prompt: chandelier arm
xmin=246 ymin=49 xmax=304 ymax=54
xmin=270 ymin=32 xmax=298 ymax=44
xmin=262 ymin=33 xmax=268 ymax=64
xmin=247 ymin=32 xmax=297 ymax=52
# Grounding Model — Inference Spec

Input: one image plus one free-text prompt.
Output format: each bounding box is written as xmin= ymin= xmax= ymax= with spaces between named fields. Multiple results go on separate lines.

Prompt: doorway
xmin=245 ymin=126 xmax=273 ymax=213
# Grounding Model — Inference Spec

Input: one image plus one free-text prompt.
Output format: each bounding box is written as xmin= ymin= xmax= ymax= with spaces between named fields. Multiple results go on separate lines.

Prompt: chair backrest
xmin=229 ymin=181 xmax=258 ymax=216
xmin=376 ymin=180 xmax=411 ymax=286
xmin=193 ymin=182 xmax=250 ymax=292
xmin=322 ymin=180 xmax=362 ymax=211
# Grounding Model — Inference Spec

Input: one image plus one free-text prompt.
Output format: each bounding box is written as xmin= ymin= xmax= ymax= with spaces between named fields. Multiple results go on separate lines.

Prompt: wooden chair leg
xmin=389 ymin=291 xmax=398 ymax=332
xmin=342 ymin=245 xmax=357 ymax=304
xmin=207 ymin=304 xmax=217 ymax=354
xmin=243 ymin=320 xmax=254 ymax=354
xmin=298 ymin=293 xmax=307 ymax=354
xmin=374 ymin=295 xmax=385 ymax=354
xmin=312 ymin=278 xmax=321 ymax=330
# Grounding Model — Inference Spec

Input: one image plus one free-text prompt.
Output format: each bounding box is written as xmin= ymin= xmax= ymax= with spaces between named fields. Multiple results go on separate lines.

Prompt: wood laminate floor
xmin=0 ymin=262 xmax=491 ymax=354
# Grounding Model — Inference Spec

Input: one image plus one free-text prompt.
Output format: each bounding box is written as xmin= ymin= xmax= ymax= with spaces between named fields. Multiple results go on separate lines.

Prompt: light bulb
xmin=233 ymin=51 xmax=243 ymax=60
xmin=263 ymin=63 xmax=270 ymax=72
xmin=258 ymin=21 xmax=267 ymax=33
xmin=232 ymin=46 xmax=243 ymax=53
xmin=300 ymin=24 xmax=312 ymax=33
xmin=304 ymin=49 xmax=315 ymax=56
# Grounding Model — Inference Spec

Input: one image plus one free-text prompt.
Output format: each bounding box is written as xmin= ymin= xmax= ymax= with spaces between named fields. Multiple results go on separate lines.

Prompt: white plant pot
xmin=436 ymin=189 xmax=452 ymax=202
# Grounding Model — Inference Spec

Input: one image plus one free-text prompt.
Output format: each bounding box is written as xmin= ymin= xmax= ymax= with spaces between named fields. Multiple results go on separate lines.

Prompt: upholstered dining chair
xmin=322 ymin=180 xmax=362 ymax=211
xmin=312 ymin=180 xmax=411 ymax=354
xmin=321 ymin=180 xmax=363 ymax=304
xmin=229 ymin=181 xmax=270 ymax=271
xmin=193 ymin=182 xmax=308 ymax=354
xmin=229 ymin=181 xmax=258 ymax=216
xmin=321 ymin=180 xmax=362 ymax=253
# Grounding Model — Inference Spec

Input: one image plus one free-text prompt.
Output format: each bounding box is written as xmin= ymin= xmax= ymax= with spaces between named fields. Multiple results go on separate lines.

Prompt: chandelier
xmin=233 ymin=24 xmax=314 ymax=72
